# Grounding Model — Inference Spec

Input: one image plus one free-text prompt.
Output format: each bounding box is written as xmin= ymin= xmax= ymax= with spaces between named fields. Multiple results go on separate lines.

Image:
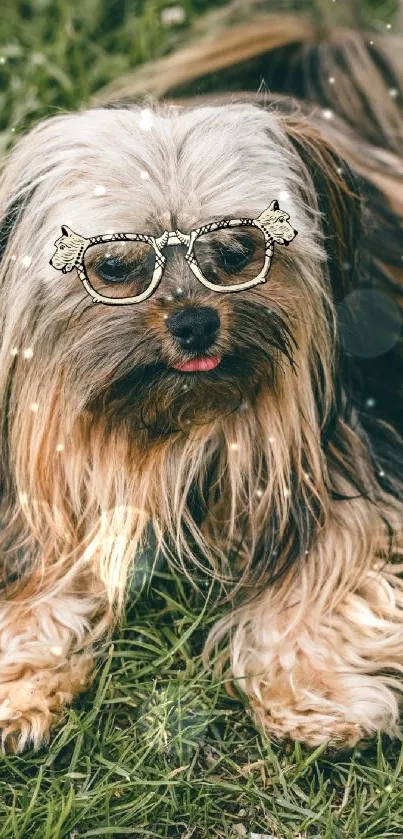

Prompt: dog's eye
xmin=95 ymin=253 xmax=154 ymax=284
xmin=96 ymin=256 xmax=136 ymax=283
xmin=193 ymin=226 xmax=266 ymax=287
xmin=84 ymin=242 xmax=156 ymax=300
xmin=217 ymin=234 xmax=256 ymax=273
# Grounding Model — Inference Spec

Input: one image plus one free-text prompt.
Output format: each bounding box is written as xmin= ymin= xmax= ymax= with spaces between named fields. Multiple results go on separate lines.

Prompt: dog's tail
xmin=93 ymin=8 xmax=403 ymax=154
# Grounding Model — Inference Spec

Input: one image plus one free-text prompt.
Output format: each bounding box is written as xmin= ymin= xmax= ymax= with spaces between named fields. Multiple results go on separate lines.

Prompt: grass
xmin=2 ymin=565 xmax=403 ymax=838
xmin=0 ymin=0 xmax=399 ymax=152
xmin=1 ymin=0 xmax=403 ymax=836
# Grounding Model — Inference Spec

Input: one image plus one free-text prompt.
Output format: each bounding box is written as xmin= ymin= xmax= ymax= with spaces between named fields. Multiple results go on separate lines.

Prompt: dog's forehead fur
xmin=20 ymin=105 xmax=309 ymax=240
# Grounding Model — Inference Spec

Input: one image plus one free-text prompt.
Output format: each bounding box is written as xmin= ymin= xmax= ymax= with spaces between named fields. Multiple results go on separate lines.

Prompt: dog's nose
xmin=166 ymin=306 xmax=220 ymax=350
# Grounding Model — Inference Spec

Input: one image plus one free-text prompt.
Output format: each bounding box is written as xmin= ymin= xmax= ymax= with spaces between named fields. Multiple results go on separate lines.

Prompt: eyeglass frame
xmin=49 ymin=202 xmax=296 ymax=305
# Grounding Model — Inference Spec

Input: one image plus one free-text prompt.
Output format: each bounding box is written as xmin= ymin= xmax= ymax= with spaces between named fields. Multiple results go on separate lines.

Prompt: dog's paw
xmin=252 ymin=705 xmax=367 ymax=750
xmin=278 ymin=715 xmax=366 ymax=750
xmin=253 ymin=705 xmax=400 ymax=751
xmin=249 ymin=679 xmax=401 ymax=751
xmin=0 ymin=654 xmax=93 ymax=752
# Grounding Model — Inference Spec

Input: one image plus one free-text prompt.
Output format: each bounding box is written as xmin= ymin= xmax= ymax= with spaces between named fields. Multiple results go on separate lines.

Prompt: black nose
xmin=166 ymin=306 xmax=220 ymax=351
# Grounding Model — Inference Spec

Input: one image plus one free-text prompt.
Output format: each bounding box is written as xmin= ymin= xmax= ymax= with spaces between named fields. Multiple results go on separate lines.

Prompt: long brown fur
xmin=0 ymin=10 xmax=402 ymax=752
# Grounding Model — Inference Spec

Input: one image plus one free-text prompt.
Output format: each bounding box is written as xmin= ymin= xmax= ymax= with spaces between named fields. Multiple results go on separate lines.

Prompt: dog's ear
xmin=269 ymin=199 xmax=279 ymax=211
xmin=281 ymin=117 xmax=363 ymax=305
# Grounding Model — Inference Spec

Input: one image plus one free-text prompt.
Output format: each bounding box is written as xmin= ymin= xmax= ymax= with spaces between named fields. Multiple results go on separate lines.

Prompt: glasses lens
xmin=83 ymin=240 xmax=156 ymax=300
xmin=193 ymin=225 xmax=266 ymax=288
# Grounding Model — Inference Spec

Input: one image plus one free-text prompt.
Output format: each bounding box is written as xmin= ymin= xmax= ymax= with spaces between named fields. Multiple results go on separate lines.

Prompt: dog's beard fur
xmin=1 ymin=100 xmax=403 ymax=751
xmin=86 ymin=296 xmax=296 ymax=435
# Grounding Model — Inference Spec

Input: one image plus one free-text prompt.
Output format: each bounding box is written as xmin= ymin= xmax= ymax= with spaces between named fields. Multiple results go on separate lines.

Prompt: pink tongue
xmin=172 ymin=356 xmax=222 ymax=372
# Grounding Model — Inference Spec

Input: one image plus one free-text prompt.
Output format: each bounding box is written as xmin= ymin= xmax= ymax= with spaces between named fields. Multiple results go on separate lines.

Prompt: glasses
xmin=50 ymin=200 xmax=297 ymax=305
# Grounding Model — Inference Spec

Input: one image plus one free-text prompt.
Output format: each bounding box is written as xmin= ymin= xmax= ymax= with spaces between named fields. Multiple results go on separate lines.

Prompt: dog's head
xmin=0 ymin=105 xmax=325 ymax=434
xmin=0 ymin=103 xmax=364 ymax=593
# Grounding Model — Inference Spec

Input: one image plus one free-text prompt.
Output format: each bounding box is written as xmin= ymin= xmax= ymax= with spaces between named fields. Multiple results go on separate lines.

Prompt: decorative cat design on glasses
xmin=50 ymin=200 xmax=297 ymax=305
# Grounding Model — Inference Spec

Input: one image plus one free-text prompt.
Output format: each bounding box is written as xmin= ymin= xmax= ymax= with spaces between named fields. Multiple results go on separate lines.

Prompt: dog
xmin=0 ymin=21 xmax=403 ymax=754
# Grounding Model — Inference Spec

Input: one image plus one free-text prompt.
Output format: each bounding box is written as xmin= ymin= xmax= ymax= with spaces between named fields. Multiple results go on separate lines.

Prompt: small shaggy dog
xmin=0 ymin=16 xmax=403 ymax=753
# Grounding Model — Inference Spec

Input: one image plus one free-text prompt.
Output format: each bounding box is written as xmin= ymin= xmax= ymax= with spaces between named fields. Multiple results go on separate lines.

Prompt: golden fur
xmin=0 ymin=14 xmax=402 ymax=752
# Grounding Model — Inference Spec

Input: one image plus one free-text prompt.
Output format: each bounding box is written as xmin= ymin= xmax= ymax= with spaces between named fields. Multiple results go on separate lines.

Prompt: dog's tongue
xmin=171 ymin=356 xmax=222 ymax=372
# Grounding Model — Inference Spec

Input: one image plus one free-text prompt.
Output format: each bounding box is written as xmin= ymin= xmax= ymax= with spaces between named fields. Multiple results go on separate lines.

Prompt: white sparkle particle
xmin=21 ymin=255 xmax=32 ymax=268
xmin=56 ymin=443 xmax=64 ymax=452
xmin=50 ymin=646 xmax=63 ymax=656
xmin=0 ymin=57 xmax=6 ymax=64
xmin=323 ymin=109 xmax=333 ymax=120
xmin=284 ymin=488 xmax=290 ymax=497
xmin=336 ymin=166 xmax=344 ymax=175
xmin=138 ymin=109 xmax=154 ymax=131
xmin=93 ymin=185 xmax=106 ymax=196
xmin=268 ymin=436 xmax=275 ymax=444
xmin=278 ymin=190 xmax=289 ymax=201
xmin=304 ymin=472 xmax=311 ymax=480
xmin=379 ymin=470 xmax=385 ymax=477
xmin=23 ymin=348 xmax=33 ymax=360
xmin=386 ymin=23 xmax=391 ymax=29
xmin=140 ymin=170 xmax=150 ymax=180
xmin=10 ymin=347 xmax=18 ymax=356
xmin=369 ymin=40 xmax=374 ymax=45
xmin=389 ymin=88 xmax=398 ymax=98
xmin=31 ymin=52 xmax=45 ymax=66
xmin=176 ymin=287 xmax=183 ymax=295
xmin=163 ymin=314 xmax=169 ymax=319
xmin=256 ymin=488 xmax=264 ymax=498
xmin=19 ymin=492 xmax=28 ymax=504
xmin=30 ymin=402 xmax=39 ymax=412
xmin=161 ymin=5 xmax=186 ymax=26
xmin=328 ymin=76 xmax=335 ymax=84
xmin=182 ymin=384 xmax=188 ymax=391
xmin=365 ymin=397 xmax=376 ymax=408
xmin=230 ymin=442 xmax=239 ymax=451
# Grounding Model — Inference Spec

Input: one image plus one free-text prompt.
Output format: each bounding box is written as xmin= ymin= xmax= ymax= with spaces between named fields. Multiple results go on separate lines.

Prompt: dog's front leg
xmin=212 ymin=529 xmax=403 ymax=749
xmin=0 ymin=588 xmax=105 ymax=752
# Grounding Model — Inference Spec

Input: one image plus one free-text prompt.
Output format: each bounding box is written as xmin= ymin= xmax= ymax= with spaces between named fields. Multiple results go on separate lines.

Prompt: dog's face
xmin=0 ymin=104 xmax=330 ymax=448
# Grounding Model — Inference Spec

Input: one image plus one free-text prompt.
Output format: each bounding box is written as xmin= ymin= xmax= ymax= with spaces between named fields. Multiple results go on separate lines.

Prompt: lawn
xmin=1 ymin=1 xmax=403 ymax=837
xmin=2 ymin=564 xmax=403 ymax=837
xmin=2 ymin=563 xmax=403 ymax=838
